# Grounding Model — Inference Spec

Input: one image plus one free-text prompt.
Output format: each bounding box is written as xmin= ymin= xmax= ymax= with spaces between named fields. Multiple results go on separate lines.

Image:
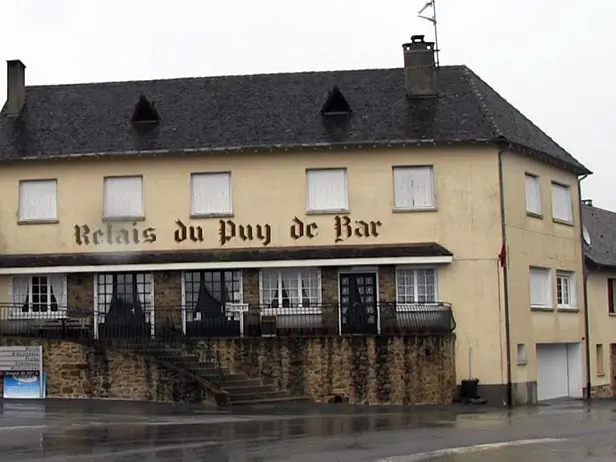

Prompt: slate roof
xmin=0 ymin=65 xmax=590 ymax=174
xmin=582 ymin=204 xmax=616 ymax=268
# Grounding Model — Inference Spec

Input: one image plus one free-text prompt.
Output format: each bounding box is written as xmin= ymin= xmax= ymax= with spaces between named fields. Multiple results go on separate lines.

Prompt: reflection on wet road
xmin=0 ymin=399 xmax=615 ymax=461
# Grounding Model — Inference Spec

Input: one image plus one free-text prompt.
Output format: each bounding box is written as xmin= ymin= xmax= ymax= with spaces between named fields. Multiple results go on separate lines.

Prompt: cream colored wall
xmin=502 ymin=151 xmax=585 ymax=387
xmin=587 ymin=270 xmax=616 ymax=388
xmin=0 ymin=147 xmax=508 ymax=387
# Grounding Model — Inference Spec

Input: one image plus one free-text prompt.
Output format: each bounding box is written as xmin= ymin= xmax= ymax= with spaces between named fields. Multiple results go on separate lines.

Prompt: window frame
xmin=524 ymin=172 xmax=542 ymax=217
xmin=305 ymin=168 xmax=349 ymax=214
xmin=190 ymin=171 xmax=233 ymax=218
xmin=103 ymin=175 xmax=145 ymax=221
xmin=9 ymin=274 xmax=67 ymax=319
xmin=182 ymin=270 xmax=244 ymax=308
xmin=596 ymin=344 xmax=605 ymax=376
xmin=394 ymin=266 xmax=439 ymax=311
xmin=259 ymin=268 xmax=322 ymax=315
xmin=18 ymin=178 xmax=59 ymax=224
xmin=608 ymin=278 xmax=616 ymax=315
xmin=551 ymin=181 xmax=573 ymax=224
xmin=392 ymin=165 xmax=436 ymax=211
xmin=529 ymin=266 xmax=553 ymax=309
xmin=555 ymin=270 xmax=577 ymax=310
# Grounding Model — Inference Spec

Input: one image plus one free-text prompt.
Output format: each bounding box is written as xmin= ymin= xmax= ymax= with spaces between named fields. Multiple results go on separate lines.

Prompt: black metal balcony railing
xmin=0 ymin=302 xmax=455 ymax=341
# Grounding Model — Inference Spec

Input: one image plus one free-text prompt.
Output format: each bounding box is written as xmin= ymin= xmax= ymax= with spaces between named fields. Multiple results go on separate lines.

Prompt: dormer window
xmin=320 ymin=85 xmax=352 ymax=116
xmin=131 ymin=95 xmax=160 ymax=124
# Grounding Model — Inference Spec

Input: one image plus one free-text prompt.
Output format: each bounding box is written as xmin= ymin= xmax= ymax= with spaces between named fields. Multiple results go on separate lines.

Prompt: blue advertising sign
xmin=3 ymin=373 xmax=47 ymax=399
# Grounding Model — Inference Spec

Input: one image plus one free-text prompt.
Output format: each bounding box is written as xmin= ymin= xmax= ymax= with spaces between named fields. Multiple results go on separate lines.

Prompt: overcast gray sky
xmin=2 ymin=0 xmax=614 ymax=210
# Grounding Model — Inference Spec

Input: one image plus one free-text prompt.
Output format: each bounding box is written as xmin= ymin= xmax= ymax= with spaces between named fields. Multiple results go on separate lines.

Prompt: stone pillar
xmin=378 ymin=266 xmax=396 ymax=333
xmin=66 ymin=273 xmax=94 ymax=318
xmin=153 ymin=271 xmax=183 ymax=332
xmin=243 ymin=269 xmax=260 ymax=335
xmin=321 ymin=267 xmax=339 ymax=334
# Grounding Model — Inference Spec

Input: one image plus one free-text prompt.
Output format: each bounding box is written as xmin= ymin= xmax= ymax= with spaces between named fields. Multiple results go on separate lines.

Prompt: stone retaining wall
xmin=200 ymin=334 xmax=456 ymax=405
xmin=0 ymin=338 xmax=215 ymax=405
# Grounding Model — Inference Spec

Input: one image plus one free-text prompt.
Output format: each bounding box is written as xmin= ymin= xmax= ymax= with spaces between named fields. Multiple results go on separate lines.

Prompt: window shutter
xmin=393 ymin=167 xmax=434 ymax=209
xmin=19 ymin=180 xmax=58 ymax=222
xmin=191 ymin=173 xmax=232 ymax=215
xmin=306 ymin=169 xmax=347 ymax=211
xmin=530 ymin=268 xmax=549 ymax=307
xmin=551 ymin=183 xmax=572 ymax=222
xmin=104 ymin=177 xmax=143 ymax=218
xmin=525 ymin=175 xmax=541 ymax=214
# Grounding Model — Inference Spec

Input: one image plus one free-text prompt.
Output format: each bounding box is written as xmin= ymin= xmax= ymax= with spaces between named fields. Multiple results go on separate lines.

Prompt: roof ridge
xmin=24 ymin=65 xmax=469 ymax=90
xmin=460 ymin=66 xmax=503 ymax=139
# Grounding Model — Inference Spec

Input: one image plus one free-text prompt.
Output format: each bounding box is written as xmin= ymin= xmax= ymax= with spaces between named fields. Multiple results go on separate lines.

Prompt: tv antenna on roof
xmin=417 ymin=0 xmax=440 ymax=68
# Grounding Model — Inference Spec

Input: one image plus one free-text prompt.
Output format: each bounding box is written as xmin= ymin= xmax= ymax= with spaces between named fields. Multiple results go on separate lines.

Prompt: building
xmin=582 ymin=201 xmax=616 ymax=398
xmin=0 ymin=36 xmax=591 ymax=406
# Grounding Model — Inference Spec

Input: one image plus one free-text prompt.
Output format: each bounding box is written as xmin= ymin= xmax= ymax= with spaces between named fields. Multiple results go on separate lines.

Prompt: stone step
xmin=229 ymin=390 xmax=290 ymax=402
xmin=219 ymin=373 xmax=250 ymax=382
xmin=231 ymin=395 xmax=313 ymax=406
xmin=224 ymin=384 xmax=277 ymax=395
xmin=219 ymin=378 xmax=263 ymax=389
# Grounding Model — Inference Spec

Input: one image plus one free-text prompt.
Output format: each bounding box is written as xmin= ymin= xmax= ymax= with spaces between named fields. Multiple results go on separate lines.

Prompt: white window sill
xmin=18 ymin=218 xmax=59 ymax=225
xmin=190 ymin=212 xmax=234 ymax=219
xmin=305 ymin=209 xmax=349 ymax=215
xmin=557 ymin=306 xmax=579 ymax=312
xmin=552 ymin=218 xmax=574 ymax=227
xmin=530 ymin=305 xmax=554 ymax=311
xmin=392 ymin=206 xmax=437 ymax=213
xmin=261 ymin=308 xmax=322 ymax=316
xmin=102 ymin=216 xmax=145 ymax=222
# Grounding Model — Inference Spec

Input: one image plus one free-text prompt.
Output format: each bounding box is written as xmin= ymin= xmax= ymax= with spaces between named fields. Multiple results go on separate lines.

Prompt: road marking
xmin=0 ymin=425 xmax=47 ymax=432
xmin=375 ymin=437 xmax=567 ymax=462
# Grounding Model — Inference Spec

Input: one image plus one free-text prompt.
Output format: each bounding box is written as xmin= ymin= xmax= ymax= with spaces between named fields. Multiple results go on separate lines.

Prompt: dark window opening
xmin=184 ymin=271 xmax=242 ymax=319
xmin=131 ymin=95 xmax=160 ymax=124
xmin=320 ymin=85 xmax=352 ymax=115
xmin=608 ymin=278 xmax=616 ymax=314
xmin=21 ymin=276 xmax=59 ymax=313
xmin=96 ymin=273 xmax=151 ymax=323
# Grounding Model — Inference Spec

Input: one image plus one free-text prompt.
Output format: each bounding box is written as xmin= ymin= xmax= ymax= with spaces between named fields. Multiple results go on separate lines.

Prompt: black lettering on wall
xmin=334 ymin=215 xmax=382 ymax=243
xmin=219 ymin=219 xmax=272 ymax=247
xmin=290 ymin=216 xmax=319 ymax=240
xmin=74 ymin=222 xmax=157 ymax=246
xmin=174 ymin=219 xmax=205 ymax=243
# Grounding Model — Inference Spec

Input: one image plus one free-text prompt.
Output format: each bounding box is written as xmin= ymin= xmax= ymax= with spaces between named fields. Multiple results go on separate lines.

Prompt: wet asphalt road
xmin=0 ymin=399 xmax=615 ymax=461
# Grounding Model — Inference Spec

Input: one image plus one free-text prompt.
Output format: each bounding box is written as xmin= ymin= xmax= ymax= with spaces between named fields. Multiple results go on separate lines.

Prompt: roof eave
xmin=497 ymin=140 xmax=592 ymax=176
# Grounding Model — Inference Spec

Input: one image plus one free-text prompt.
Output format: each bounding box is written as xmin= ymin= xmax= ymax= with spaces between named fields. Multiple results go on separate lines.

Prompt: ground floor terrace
xmin=0 ymin=263 xmax=455 ymax=340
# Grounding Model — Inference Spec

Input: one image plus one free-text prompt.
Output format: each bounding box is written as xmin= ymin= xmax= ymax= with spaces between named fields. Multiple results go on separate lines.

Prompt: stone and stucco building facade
xmin=0 ymin=35 xmax=591 ymax=405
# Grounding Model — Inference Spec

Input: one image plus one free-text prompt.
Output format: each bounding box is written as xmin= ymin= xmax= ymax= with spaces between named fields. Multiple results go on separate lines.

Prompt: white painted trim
xmin=93 ymin=274 xmax=99 ymax=339
xmin=261 ymin=307 xmax=321 ymax=316
xmin=394 ymin=265 xmax=440 ymax=304
xmin=0 ymin=255 xmax=452 ymax=275
xmin=180 ymin=272 xmax=186 ymax=334
xmin=148 ymin=272 xmax=155 ymax=337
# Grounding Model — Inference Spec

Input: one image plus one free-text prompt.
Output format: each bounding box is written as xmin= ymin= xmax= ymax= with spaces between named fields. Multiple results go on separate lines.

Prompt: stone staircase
xmin=125 ymin=341 xmax=311 ymax=407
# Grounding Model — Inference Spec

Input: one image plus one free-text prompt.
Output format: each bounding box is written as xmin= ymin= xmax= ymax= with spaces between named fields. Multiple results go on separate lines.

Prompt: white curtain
xmin=12 ymin=276 xmax=30 ymax=317
xmin=50 ymin=275 xmax=66 ymax=313
xmin=99 ymin=275 xmax=114 ymax=316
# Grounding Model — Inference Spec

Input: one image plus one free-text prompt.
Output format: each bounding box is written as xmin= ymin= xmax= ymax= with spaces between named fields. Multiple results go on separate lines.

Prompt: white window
xmin=10 ymin=274 xmax=67 ymax=318
xmin=260 ymin=268 xmax=321 ymax=312
xmin=306 ymin=168 xmax=348 ymax=212
xmin=525 ymin=173 xmax=542 ymax=215
xmin=18 ymin=179 xmax=58 ymax=223
xmin=393 ymin=166 xmax=435 ymax=210
xmin=395 ymin=268 xmax=437 ymax=305
xmin=191 ymin=172 xmax=232 ymax=216
xmin=103 ymin=176 xmax=144 ymax=219
xmin=529 ymin=267 xmax=552 ymax=309
xmin=551 ymin=182 xmax=573 ymax=223
xmin=556 ymin=271 xmax=576 ymax=309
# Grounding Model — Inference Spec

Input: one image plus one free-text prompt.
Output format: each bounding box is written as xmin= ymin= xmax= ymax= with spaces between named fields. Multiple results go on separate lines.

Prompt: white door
xmin=536 ymin=343 xmax=581 ymax=401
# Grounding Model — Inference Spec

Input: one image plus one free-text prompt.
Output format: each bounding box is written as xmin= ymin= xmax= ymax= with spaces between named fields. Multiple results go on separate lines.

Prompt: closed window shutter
xmin=104 ymin=177 xmax=143 ymax=218
xmin=19 ymin=180 xmax=58 ymax=221
xmin=525 ymin=175 xmax=541 ymax=214
xmin=530 ymin=268 xmax=549 ymax=307
xmin=191 ymin=173 xmax=232 ymax=215
xmin=608 ymin=279 xmax=615 ymax=313
xmin=306 ymin=169 xmax=347 ymax=211
xmin=552 ymin=184 xmax=572 ymax=222
xmin=393 ymin=167 xmax=434 ymax=209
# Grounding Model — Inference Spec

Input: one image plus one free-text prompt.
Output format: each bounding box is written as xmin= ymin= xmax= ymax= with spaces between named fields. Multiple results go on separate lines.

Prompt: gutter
xmin=497 ymin=149 xmax=513 ymax=407
xmin=578 ymin=174 xmax=591 ymax=399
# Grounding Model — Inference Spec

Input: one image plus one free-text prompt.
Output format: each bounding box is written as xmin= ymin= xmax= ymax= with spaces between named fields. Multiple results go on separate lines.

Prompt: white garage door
xmin=537 ymin=344 xmax=569 ymax=401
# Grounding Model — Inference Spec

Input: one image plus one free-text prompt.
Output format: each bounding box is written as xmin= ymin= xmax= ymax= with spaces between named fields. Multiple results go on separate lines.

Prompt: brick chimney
xmin=402 ymin=35 xmax=438 ymax=98
xmin=5 ymin=60 xmax=26 ymax=117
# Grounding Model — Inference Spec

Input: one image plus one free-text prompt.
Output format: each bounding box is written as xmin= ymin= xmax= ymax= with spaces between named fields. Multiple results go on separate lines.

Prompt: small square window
xmin=551 ymin=182 xmax=573 ymax=223
xmin=306 ymin=169 xmax=348 ymax=213
xmin=556 ymin=271 xmax=576 ymax=309
xmin=524 ymin=173 xmax=541 ymax=216
xmin=191 ymin=172 xmax=232 ymax=217
xmin=103 ymin=176 xmax=144 ymax=220
xmin=516 ymin=344 xmax=527 ymax=365
xmin=18 ymin=179 xmax=58 ymax=223
xmin=529 ymin=267 xmax=552 ymax=309
xmin=596 ymin=344 xmax=605 ymax=376
xmin=393 ymin=166 xmax=436 ymax=210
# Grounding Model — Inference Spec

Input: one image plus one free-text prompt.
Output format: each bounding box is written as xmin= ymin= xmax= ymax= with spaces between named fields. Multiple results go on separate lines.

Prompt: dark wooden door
xmin=340 ymin=273 xmax=378 ymax=335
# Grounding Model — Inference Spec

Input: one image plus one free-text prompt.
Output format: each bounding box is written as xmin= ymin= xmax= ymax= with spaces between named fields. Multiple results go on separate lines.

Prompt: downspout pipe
xmin=497 ymin=149 xmax=513 ymax=407
xmin=578 ymin=174 xmax=591 ymax=399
